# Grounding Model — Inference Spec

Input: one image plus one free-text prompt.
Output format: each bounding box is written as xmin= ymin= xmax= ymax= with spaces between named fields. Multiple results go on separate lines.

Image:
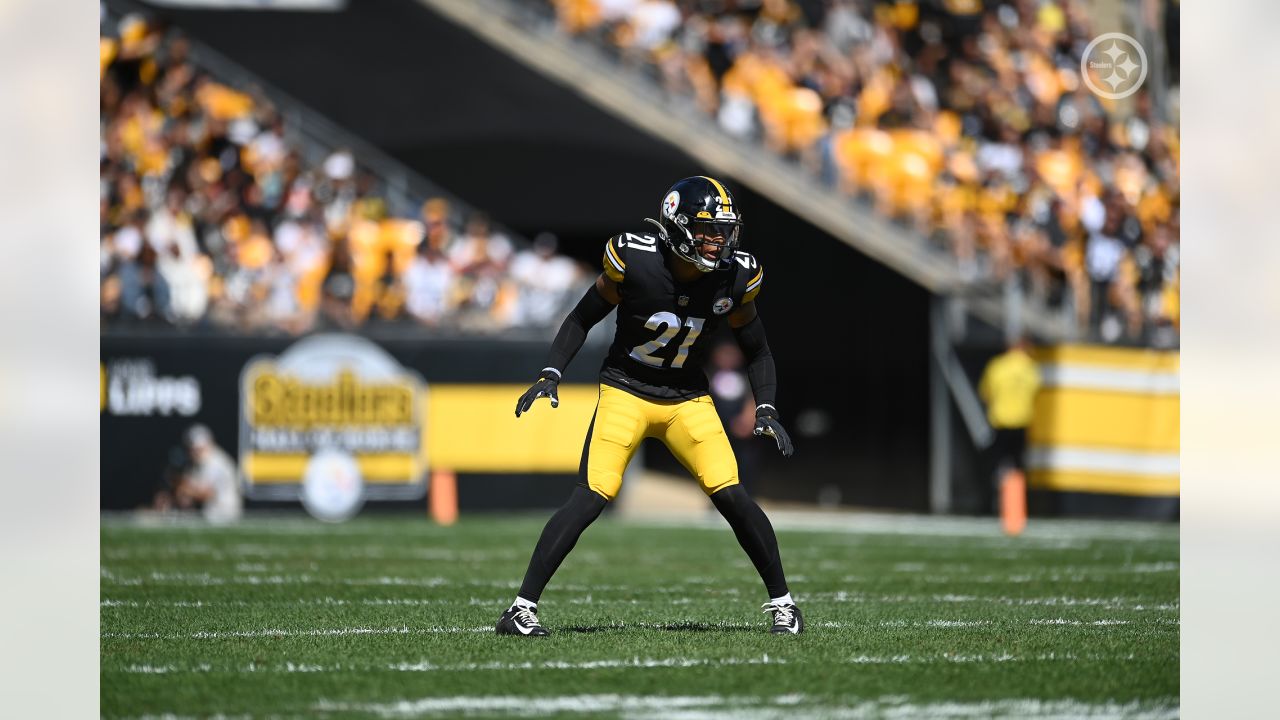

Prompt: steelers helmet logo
xmin=663 ymin=191 xmax=680 ymax=219
xmin=712 ymin=297 xmax=734 ymax=315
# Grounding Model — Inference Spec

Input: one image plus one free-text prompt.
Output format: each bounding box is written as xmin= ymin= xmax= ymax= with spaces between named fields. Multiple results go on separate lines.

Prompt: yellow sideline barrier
xmin=1027 ymin=345 xmax=1179 ymax=497
xmin=424 ymin=384 xmax=599 ymax=473
xmin=244 ymin=384 xmax=600 ymax=482
xmin=245 ymin=453 xmax=418 ymax=484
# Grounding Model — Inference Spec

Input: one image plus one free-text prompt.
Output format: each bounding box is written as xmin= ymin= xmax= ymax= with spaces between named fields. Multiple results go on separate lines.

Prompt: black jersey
xmin=598 ymin=231 xmax=764 ymax=400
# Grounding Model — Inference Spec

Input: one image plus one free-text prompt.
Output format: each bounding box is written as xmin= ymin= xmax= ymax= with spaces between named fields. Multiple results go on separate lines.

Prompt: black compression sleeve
xmin=731 ymin=313 xmax=777 ymax=409
xmin=545 ymin=283 xmax=615 ymax=374
xmin=710 ymin=484 xmax=789 ymax=598
xmin=517 ymin=486 xmax=608 ymax=603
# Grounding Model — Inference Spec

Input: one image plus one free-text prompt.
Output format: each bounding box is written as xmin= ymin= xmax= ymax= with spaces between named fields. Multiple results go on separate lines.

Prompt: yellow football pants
xmin=581 ymin=384 xmax=739 ymax=501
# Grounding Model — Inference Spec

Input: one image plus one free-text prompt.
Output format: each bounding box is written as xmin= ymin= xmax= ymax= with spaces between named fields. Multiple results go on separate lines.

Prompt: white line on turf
xmin=99 ymin=571 xmax=718 ymax=593
xmin=122 ymin=714 xmax=252 ymax=720
xmin=116 ymin=649 xmax=1162 ymax=676
xmin=806 ymin=590 xmax=1178 ymax=611
xmin=624 ymin=511 xmax=1178 ymax=544
xmin=310 ymin=693 xmax=1179 ymax=719
xmin=115 ymin=656 xmax=785 ymax=675
xmin=97 ymin=573 xmax=489 ymax=588
xmin=102 ymin=626 xmax=493 ymax=640
xmin=813 ymin=619 xmax=1149 ymax=630
xmin=388 ymin=655 xmax=785 ymax=672
xmin=100 ymin=597 xmax=507 ymax=609
xmin=101 ymin=613 xmax=1172 ymax=642
xmin=1028 ymin=619 xmax=1132 ymax=626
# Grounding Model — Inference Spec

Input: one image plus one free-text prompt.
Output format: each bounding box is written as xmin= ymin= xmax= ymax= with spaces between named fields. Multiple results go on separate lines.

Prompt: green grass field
xmin=101 ymin=511 xmax=1178 ymax=718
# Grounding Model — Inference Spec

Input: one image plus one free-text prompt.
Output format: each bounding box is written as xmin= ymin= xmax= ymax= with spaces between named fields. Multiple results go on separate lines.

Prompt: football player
xmin=496 ymin=176 xmax=802 ymax=636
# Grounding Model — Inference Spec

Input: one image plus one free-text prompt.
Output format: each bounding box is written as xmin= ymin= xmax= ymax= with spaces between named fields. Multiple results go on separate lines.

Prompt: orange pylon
xmin=1000 ymin=469 xmax=1027 ymax=536
xmin=430 ymin=469 xmax=458 ymax=526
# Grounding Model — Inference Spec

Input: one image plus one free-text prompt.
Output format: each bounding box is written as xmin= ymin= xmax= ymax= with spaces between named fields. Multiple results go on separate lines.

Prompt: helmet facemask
xmin=686 ymin=220 xmax=740 ymax=271
xmin=646 ymin=214 xmax=742 ymax=273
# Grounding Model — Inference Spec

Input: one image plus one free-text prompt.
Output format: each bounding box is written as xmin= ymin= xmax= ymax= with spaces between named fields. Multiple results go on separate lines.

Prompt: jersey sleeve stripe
xmin=746 ymin=268 xmax=764 ymax=291
xmin=605 ymin=241 xmax=627 ymax=272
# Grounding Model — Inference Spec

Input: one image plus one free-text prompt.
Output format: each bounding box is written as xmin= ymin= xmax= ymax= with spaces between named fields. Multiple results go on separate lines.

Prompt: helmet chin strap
xmin=642 ymin=217 xmax=667 ymax=239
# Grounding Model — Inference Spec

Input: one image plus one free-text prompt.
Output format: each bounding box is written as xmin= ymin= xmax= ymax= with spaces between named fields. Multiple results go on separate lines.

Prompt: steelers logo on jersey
xmin=663 ymin=191 xmax=680 ymax=219
xmin=713 ymin=297 xmax=734 ymax=315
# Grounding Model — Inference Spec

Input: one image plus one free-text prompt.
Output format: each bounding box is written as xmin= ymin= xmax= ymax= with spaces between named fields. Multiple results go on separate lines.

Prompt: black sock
xmin=516 ymin=486 xmax=608 ymax=603
xmin=710 ymin=484 xmax=789 ymax=599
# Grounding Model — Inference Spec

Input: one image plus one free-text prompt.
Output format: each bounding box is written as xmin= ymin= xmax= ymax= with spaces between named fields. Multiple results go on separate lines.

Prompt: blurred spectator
xmin=148 ymin=188 xmax=210 ymax=324
xmin=509 ymin=233 xmax=584 ymax=327
xmin=449 ymin=214 xmax=518 ymax=328
xmin=176 ymin=424 xmax=242 ymax=524
xmin=319 ymin=238 xmax=359 ymax=330
xmin=120 ymin=242 xmax=172 ymax=325
xmin=404 ymin=236 xmax=458 ymax=327
xmin=100 ymin=11 xmax=586 ymax=336
xmin=977 ymin=335 xmax=1042 ymax=515
xmin=370 ymin=248 xmax=409 ymax=324
xmin=537 ymin=0 xmax=1179 ymax=345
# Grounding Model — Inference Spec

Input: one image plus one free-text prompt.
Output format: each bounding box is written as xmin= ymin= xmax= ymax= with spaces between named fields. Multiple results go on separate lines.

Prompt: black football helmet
xmin=643 ymin=176 xmax=743 ymax=272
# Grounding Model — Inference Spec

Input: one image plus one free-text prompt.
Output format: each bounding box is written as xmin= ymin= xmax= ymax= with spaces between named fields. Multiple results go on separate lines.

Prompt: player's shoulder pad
xmin=731 ymin=251 xmax=764 ymax=304
xmin=602 ymin=231 xmax=661 ymax=283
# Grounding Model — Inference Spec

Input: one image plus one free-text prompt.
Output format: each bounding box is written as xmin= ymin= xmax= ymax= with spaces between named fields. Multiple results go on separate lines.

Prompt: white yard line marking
xmin=101 ymin=597 xmax=505 ymax=609
xmin=814 ymin=619 xmax=1157 ymax=630
xmin=116 ymin=656 xmax=786 ymax=675
xmin=1029 ymin=619 xmax=1133 ymax=626
xmin=316 ymin=694 xmax=728 ymax=716
xmin=806 ymin=590 xmax=1178 ymax=611
xmin=102 ymin=613 xmax=1173 ymax=642
xmin=115 ymin=649 xmax=1165 ymax=676
xmin=1130 ymin=562 xmax=1180 ymax=572
xmin=388 ymin=655 xmax=783 ymax=672
xmin=102 ymin=509 xmax=1177 ymax=544
xmin=310 ymin=693 xmax=1179 ymax=718
xmin=102 ymin=626 xmax=493 ymax=640
xmin=624 ymin=511 xmax=1178 ymax=544
xmin=124 ymin=664 xmax=178 ymax=674
xmin=959 ymin=595 xmax=1178 ymax=610
xmin=925 ymin=620 xmax=992 ymax=628
xmin=98 ymin=573 xmax=510 ymax=588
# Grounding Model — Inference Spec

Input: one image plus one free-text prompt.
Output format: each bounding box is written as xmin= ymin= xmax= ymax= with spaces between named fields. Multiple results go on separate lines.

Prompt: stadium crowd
xmin=540 ymin=0 xmax=1179 ymax=344
xmin=100 ymin=12 xmax=588 ymax=335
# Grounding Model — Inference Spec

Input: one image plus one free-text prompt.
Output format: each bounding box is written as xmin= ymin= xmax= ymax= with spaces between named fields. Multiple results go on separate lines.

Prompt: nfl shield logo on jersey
xmin=677 ymin=295 xmax=690 ymax=307
xmin=712 ymin=297 xmax=734 ymax=315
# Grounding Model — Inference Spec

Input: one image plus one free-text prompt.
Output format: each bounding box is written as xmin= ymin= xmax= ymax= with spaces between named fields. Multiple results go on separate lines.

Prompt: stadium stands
xmin=100 ymin=11 xmax=589 ymax=335
xmin=531 ymin=0 xmax=1179 ymax=346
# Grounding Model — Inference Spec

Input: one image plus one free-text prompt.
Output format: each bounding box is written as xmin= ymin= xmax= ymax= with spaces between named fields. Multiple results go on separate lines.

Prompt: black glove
xmin=753 ymin=405 xmax=794 ymax=457
xmin=514 ymin=370 xmax=560 ymax=417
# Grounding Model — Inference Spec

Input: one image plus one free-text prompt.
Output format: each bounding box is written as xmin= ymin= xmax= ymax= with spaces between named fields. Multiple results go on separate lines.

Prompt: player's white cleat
xmin=496 ymin=605 xmax=550 ymax=637
xmin=762 ymin=601 xmax=804 ymax=634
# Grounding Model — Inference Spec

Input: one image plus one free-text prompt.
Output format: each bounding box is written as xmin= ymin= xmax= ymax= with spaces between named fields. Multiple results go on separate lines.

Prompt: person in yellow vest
xmin=978 ymin=336 xmax=1042 ymax=518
